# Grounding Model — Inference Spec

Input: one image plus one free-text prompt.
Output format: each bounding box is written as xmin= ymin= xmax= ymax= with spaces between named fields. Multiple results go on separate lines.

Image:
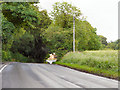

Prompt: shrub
xmin=2 ymin=50 xmax=12 ymax=61
xmin=2 ymin=50 xmax=35 ymax=63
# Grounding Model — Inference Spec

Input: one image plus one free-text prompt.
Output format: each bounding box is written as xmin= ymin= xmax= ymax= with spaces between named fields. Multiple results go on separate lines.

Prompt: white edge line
xmin=0 ymin=65 xmax=7 ymax=73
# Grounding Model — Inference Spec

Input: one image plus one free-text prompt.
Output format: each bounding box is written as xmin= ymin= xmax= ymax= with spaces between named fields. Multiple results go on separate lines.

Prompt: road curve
xmin=2 ymin=62 xmax=118 ymax=88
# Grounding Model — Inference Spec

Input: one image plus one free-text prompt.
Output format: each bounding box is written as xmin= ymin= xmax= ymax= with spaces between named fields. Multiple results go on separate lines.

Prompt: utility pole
xmin=73 ymin=16 xmax=75 ymax=52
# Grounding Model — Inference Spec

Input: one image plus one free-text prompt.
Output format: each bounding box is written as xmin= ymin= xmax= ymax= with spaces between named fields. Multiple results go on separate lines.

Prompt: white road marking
xmin=0 ymin=65 xmax=7 ymax=73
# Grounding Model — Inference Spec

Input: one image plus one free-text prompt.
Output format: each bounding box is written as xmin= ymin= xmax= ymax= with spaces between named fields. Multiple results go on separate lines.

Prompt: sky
xmin=37 ymin=0 xmax=119 ymax=42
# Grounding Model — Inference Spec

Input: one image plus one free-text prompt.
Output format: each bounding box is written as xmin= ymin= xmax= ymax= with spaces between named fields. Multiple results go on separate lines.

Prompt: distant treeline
xmin=1 ymin=2 xmax=118 ymax=63
xmin=98 ymin=35 xmax=119 ymax=50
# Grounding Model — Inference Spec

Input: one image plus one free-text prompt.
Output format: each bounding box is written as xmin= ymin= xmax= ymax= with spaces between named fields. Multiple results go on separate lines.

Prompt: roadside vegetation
xmin=1 ymin=2 xmax=119 ymax=80
xmin=56 ymin=50 xmax=118 ymax=79
xmin=2 ymin=2 xmax=102 ymax=62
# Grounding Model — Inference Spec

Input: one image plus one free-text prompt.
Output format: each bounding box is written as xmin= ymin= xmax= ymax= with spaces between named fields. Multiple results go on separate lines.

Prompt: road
xmin=1 ymin=62 xmax=118 ymax=88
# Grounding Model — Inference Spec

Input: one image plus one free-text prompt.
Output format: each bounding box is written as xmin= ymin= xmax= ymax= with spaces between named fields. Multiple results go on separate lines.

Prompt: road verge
xmin=55 ymin=62 xmax=119 ymax=81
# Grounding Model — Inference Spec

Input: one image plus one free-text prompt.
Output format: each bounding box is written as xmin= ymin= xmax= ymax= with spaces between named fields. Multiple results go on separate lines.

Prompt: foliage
xmin=10 ymin=52 xmax=35 ymax=63
xmin=98 ymin=35 xmax=107 ymax=45
xmin=2 ymin=2 xmax=103 ymax=63
xmin=51 ymin=2 xmax=81 ymax=28
xmin=10 ymin=32 xmax=34 ymax=55
xmin=106 ymin=39 xmax=120 ymax=50
xmin=44 ymin=21 xmax=102 ymax=60
xmin=75 ymin=20 xmax=102 ymax=51
xmin=2 ymin=50 xmax=12 ymax=61
xmin=98 ymin=35 xmax=108 ymax=49
xmin=43 ymin=25 xmax=73 ymax=60
xmin=2 ymin=14 xmax=16 ymax=50
xmin=56 ymin=50 xmax=118 ymax=79
xmin=2 ymin=50 xmax=34 ymax=63
xmin=59 ymin=50 xmax=118 ymax=71
xmin=2 ymin=2 xmax=51 ymax=62
xmin=2 ymin=2 xmax=37 ymax=27
xmin=55 ymin=62 xmax=118 ymax=79
xmin=42 ymin=2 xmax=102 ymax=60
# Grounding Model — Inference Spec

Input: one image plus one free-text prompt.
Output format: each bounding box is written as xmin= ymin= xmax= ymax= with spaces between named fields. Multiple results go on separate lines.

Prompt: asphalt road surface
xmin=1 ymin=62 xmax=118 ymax=88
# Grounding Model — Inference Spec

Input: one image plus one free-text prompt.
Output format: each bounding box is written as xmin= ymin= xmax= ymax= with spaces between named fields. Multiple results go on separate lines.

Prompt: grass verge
xmin=55 ymin=50 xmax=118 ymax=80
xmin=55 ymin=62 xmax=118 ymax=80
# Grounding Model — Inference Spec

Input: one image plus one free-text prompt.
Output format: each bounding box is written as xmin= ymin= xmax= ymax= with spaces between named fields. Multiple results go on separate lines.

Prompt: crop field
xmin=56 ymin=50 xmax=119 ymax=79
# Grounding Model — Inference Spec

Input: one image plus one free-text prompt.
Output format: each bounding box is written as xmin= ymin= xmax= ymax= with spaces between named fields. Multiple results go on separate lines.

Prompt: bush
xmin=10 ymin=52 xmax=35 ymax=63
xmin=2 ymin=50 xmax=35 ymax=63
xmin=2 ymin=50 xmax=12 ymax=61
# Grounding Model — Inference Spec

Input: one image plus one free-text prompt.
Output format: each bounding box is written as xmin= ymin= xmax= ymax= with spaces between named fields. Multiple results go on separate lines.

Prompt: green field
xmin=56 ymin=50 xmax=118 ymax=79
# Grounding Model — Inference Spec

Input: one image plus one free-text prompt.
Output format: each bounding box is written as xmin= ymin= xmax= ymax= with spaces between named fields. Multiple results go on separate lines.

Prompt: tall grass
xmin=60 ymin=50 xmax=118 ymax=72
xmin=56 ymin=50 xmax=118 ymax=79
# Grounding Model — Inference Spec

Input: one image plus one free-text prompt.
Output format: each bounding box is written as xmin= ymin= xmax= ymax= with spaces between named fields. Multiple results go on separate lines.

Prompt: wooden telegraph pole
xmin=73 ymin=16 xmax=75 ymax=52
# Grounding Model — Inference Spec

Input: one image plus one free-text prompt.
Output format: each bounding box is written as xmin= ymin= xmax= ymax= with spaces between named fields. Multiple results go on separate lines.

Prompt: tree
xmin=2 ymin=15 xmax=16 ymax=50
xmin=87 ymin=28 xmax=102 ymax=50
xmin=106 ymin=39 xmax=120 ymax=50
xmin=98 ymin=35 xmax=107 ymax=48
xmin=75 ymin=20 xmax=102 ymax=50
xmin=51 ymin=2 xmax=82 ymax=28
xmin=2 ymin=2 xmax=51 ymax=62
xmin=43 ymin=2 xmax=102 ymax=60
xmin=2 ymin=2 xmax=102 ymax=62
xmin=43 ymin=24 xmax=73 ymax=60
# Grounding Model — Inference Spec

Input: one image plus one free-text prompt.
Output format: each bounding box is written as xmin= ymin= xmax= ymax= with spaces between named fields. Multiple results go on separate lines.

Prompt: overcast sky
xmin=37 ymin=0 xmax=119 ymax=42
